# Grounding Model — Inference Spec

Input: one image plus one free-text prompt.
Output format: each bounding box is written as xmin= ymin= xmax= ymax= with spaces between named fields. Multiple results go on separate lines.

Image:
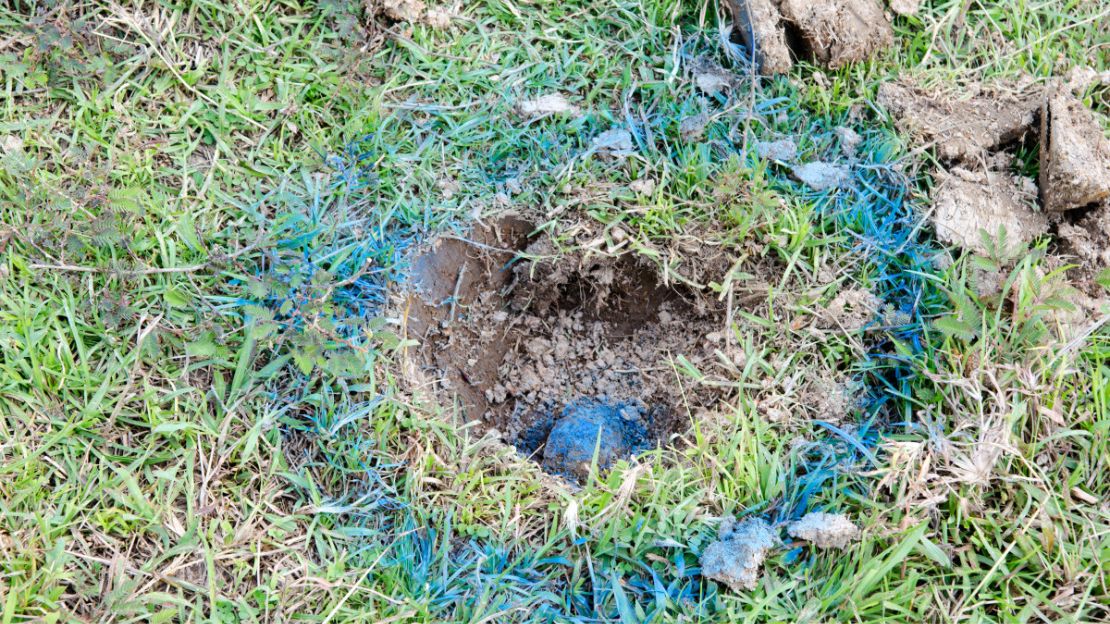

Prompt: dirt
xmin=592 ymin=128 xmax=636 ymax=160
xmin=887 ymin=0 xmax=920 ymax=15
xmin=517 ymin=93 xmax=580 ymax=118
xmin=778 ymin=0 xmax=893 ymax=70
xmin=679 ymin=113 xmax=711 ymax=142
xmin=700 ymin=516 xmax=779 ymax=592
xmin=787 ymin=512 xmax=859 ymax=549
xmin=1052 ymin=201 xmax=1110 ymax=300
xmin=931 ymin=167 xmax=1048 ymax=256
xmin=877 ymin=79 xmax=1039 ymax=163
xmin=403 ymin=218 xmax=736 ymax=480
xmin=793 ymin=161 xmax=852 ymax=190
xmin=817 ymin=287 xmax=881 ymax=332
xmin=1039 ymin=87 xmax=1110 ymax=212
xmin=723 ymin=0 xmax=794 ymax=75
xmin=755 ymin=137 xmax=798 ymax=162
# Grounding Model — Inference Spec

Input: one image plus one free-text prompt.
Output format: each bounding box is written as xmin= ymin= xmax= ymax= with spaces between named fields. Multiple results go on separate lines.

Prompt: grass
xmin=1 ymin=0 xmax=1108 ymax=621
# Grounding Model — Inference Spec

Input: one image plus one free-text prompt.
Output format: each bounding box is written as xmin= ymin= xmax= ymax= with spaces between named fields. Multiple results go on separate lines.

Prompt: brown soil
xmin=778 ymin=0 xmax=893 ymax=70
xmin=1053 ymin=201 xmax=1110 ymax=299
xmin=723 ymin=0 xmax=794 ymax=75
xmin=1040 ymin=87 xmax=1110 ymax=212
xmin=877 ymin=79 xmax=1039 ymax=163
xmin=930 ymin=167 xmax=1048 ymax=255
xmin=402 ymin=217 xmax=737 ymax=468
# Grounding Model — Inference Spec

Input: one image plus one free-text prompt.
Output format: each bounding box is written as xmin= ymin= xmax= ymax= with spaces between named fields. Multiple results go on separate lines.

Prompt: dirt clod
xmin=679 ymin=113 xmax=711 ymax=142
xmin=778 ymin=0 xmax=893 ymax=70
xmin=517 ymin=93 xmax=580 ymax=117
xmin=701 ymin=516 xmax=779 ymax=592
xmin=931 ymin=167 xmax=1048 ymax=255
xmin=877 ymin=79 xmax=1039 ymax=162
xmin=593 ymin=128 xmax=636 ymax=160
xmin=793 ymin=161 xmax=852 ymax=190
xmin=887 ymin=0 xmax=920 ymax=15
xmin=787 ymin=512 xmax=859 ymax=549
xmin=756 ymin=138 xmax=798 ymax=162
xmin=723 ymin=0 xmax=793 ymax=75
xmin=1039 ymin=88 xmax=1110 ymax=212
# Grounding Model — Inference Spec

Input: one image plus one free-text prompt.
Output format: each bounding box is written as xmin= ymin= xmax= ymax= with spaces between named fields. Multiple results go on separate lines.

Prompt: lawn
xmin=0 ymin=0 xmax=1107 ymax=622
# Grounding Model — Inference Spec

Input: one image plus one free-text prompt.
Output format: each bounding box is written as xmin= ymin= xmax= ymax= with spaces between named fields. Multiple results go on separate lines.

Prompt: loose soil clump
xmin=1040 ymin=87 xmax=1110 ymax=212
xmin=931 ymin=167 xmax=1048 ymax=255
xmin=403 ymin=218 xmax=734 ymax=481
xmin=723 ymin=0 xmax=893 ymax=75
xmin=701 ymin=517 xmax=779 ymax=592
xmin=778 ymin=0 xmax=893 ymax=70
xmin=877 ymin=79 xmax=1039 ymax=163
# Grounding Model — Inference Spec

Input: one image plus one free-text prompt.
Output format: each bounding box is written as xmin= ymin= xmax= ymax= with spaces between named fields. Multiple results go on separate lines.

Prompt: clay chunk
xmin=931 ymin=168 xmax=1048 ymax=255
xmin=1040 ymin=89 xmax=1110 ymax=212
xmin=877 ymin=80 xmax=1039 ymax=162
xmin=723 ymin=0 xmax=793 ymax=75
xmin=778 ymin=0 xmax=893 ymax=69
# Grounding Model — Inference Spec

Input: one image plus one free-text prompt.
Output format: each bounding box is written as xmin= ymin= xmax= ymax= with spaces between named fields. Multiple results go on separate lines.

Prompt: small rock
xmin=793 ymin=162 xmax=852 ymax=190
xmin=700 ymin=517 xmax=779 ymax=592
xmin=755 ymin=138 xmax=798 ymax=162
xmin=787 ymin=512 xmax=860 ymax=549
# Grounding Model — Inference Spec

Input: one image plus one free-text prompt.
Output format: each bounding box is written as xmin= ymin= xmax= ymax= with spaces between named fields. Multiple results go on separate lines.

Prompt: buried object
xmin=402 ymin=217 xmax=735 ymax=481
xmin=540 ymin=400 xmax=649 ymax=481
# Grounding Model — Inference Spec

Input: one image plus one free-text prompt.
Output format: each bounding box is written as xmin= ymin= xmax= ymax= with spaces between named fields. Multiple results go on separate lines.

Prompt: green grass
xmin=1 ymin=0 xmax=1108 ymax=621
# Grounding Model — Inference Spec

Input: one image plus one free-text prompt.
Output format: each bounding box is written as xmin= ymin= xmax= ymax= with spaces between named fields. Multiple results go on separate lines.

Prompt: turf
xmin=0 ymin=0 xmax=1107 ymax=622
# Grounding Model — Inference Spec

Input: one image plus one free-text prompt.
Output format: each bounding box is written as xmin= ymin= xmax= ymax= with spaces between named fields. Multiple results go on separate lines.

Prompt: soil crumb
xmin=723 ymin=0 xmax=793 ymax=75
xmin=888 ymin=0 xmax=920 ymax=15
xmin=541 ymin=400 xmax=648 ymax=481
xmin=756 ymin=138 xmax=798 ymax=162
xmin=593 ymin=128 xmax=636 ymax=160
xmin=818 ymin=287 xmax=880 ymax=332
xmin=404 ymin=218 xmax=735 ymax=481
xmin=517 ymin=93 xmax=580 ymax=117
xmin=701 ymin=517 xmax=779 ymax=592
xmin=793 ymin=161 xmax=852 ymax=190
xmin=778 ymin=0 xmax=893 ymax=70
xmin=877 ymin=79 xmax=1039 ymax=162
xmin=692 ymin=58 xmax=736 ymax=96
xmin=834 ymin=126 xmax=863 ymax=158
xmin=679 ymin=113 xmax=711 ymax=142
xmin=787 ymin=512 xmax=859 ymax=549
xmin=931 ymin=167 xmax=1048 ymax=255
xmin=1039 ymin=87 xmax=1110 ymax=212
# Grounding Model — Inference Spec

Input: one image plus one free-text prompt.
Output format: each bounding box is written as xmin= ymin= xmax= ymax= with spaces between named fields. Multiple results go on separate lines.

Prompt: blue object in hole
xmin=541 ymin=399 xmax=649 ymax=481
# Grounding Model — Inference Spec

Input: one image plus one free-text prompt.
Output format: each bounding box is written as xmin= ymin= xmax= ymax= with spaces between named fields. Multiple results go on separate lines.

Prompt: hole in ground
xmin=403 ymin=217 xmax=734 ymax=482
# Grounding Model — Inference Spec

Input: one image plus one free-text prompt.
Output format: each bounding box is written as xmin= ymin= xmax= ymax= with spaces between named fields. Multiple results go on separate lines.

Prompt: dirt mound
xmin=1040 ymin=88 xmax=1110 ymax=212
xmin=404 ymin=218 xmax=735 ymax=480
xmin=931 ymin=167 xmax=1048 ymax=255
xmin=778 ymin=0 xmax=892 ymax=70
xmin=877 ymin=79 xmax=1039 ymax=162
